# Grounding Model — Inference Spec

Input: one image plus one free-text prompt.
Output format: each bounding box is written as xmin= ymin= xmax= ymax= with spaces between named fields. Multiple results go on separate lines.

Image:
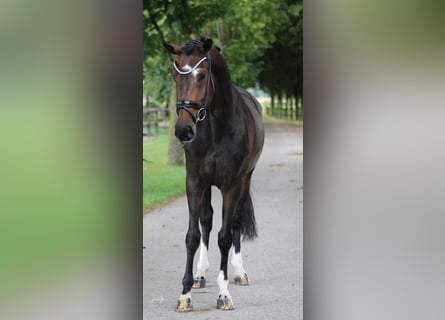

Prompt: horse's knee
xmin=185 ymin=230 xmax=201 ymax=251
xmin=200 ymin=213 xmax=213 ymax=233
xmin=218 ymin=229 xmax=232 ymax=250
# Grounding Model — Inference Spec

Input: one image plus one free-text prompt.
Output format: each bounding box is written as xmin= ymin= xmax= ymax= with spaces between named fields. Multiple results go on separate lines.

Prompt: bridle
xmin=173 ymin=52 xmax=214 ymax=123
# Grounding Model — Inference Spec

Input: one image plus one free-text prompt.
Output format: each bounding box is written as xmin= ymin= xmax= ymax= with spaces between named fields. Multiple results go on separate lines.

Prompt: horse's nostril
xmin=175 ymin=124 xmax=195 ymax=142
xmin=186 ymin=125 xmax=194 ymax=140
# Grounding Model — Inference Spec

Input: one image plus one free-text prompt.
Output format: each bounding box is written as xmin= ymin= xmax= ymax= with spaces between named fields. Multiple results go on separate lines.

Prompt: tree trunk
xmin=217 ymin=19 xmax=226 ymax=54
xmin=285 ymin=95 xmax=289 ymax=119
xmin=270 ymin=93 xmax=275 ymax=116
xmin=168 ymin=81 xmax=184 ymax=165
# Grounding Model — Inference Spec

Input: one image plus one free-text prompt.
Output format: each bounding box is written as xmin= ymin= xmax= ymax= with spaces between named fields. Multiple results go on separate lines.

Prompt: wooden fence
xmin=143 ymin=107 xmax=169 ymax=136
xmin=266 ymin=106 xmax=304 ymax=121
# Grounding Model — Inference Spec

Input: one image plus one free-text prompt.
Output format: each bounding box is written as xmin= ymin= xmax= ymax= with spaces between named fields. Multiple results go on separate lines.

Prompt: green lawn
xmin=143 ymin=133 xmax=186 ymax=211
xmin=263 ymin=112 xmax=304 ymax=126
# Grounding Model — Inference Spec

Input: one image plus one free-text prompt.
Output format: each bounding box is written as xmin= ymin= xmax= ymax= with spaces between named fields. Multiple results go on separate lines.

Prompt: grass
xmin=143 ymin=133 xmax=186 ymax=211
xmin=263 ymin=112 xmax=304 ymax=126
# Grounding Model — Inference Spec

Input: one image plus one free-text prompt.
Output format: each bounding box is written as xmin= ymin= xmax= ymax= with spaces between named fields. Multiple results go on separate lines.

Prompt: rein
xmin=173 ymin=52 xmax=213 ymax=123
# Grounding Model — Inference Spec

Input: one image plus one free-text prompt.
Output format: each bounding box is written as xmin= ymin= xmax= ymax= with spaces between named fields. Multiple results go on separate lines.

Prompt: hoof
xmin=176 ymin=297 xmax=193 ymax=312
xmin=216 ymin=295 xmax=235 ymax=311
xmin=234 ymin=273 xmax=249 ymax=286
xmin=192 ymin=277 xmax=206 ymax=289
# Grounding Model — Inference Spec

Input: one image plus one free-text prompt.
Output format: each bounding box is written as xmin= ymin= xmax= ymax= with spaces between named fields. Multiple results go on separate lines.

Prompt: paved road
xmin=143 ymin=120 xmax=303 ymax=320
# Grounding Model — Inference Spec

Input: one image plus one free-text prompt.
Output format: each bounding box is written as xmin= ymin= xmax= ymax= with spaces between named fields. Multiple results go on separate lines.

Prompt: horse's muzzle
xmin=175 ymin=123 xmax=196 ymax=143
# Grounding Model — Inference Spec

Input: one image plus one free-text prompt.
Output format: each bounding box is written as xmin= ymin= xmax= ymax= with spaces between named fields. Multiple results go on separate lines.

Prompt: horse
xmin=163 ymin=36 xmax=264 ymax=312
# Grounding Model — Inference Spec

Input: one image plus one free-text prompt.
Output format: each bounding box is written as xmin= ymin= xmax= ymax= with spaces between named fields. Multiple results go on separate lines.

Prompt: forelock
xmin=182 ymin=39 xmax=203 ymax=55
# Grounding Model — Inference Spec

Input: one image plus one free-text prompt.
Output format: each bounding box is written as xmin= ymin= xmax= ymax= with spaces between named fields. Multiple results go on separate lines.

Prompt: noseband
xmin=173 ymin=52 xmax=213 ymax=123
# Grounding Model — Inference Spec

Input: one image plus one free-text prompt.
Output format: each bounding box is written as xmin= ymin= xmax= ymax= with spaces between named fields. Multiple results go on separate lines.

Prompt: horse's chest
xmin=201 ymin=151 xmax=240 ymax=185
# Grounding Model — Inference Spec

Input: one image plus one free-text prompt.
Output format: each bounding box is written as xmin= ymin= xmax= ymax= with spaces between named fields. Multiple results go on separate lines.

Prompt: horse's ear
xmin=163 ymin=42 xmax=179 ymax=55
xmin=202 ymin=38 xmax=213 ymax=53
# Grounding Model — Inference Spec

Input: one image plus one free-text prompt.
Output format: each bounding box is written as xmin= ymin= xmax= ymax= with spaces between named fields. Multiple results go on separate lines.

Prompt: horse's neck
xmin=210 ymin=83 xmax=236 ymax=124
xmin=206 ymin=87 xmax=244 ymax=147
xmin=213 ymin=81 xmax=237 ymax=116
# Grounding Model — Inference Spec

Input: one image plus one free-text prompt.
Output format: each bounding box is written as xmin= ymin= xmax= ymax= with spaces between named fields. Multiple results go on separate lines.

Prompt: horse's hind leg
xmin=193 ymin=187 xmax=213 ymax=289
xmin=216 ymin=223 xmax=234 ymax=310
xmin=231 ymin=174 xmax=255 ymax=286
xmin=231 ymin=227 xmax=249 ymax=286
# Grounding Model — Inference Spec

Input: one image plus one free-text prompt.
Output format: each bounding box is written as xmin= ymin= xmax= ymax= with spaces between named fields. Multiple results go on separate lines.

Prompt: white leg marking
xmin=179 ymin=291 xmax=192 ymax=301
xmin=195 ymin=239 xmax=209 ymax=278
xmin=231 ymin=250 xmax=246 ymax=277
xmin=217 ymin=271 xmax=231 ymax=297
xmin=177 ymin=291 xmax=193 ymax=311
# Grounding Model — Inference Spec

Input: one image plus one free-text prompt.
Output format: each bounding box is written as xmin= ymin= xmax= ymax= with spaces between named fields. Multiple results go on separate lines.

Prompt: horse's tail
xmin=239 ymin=192 xmax=258 ymax=240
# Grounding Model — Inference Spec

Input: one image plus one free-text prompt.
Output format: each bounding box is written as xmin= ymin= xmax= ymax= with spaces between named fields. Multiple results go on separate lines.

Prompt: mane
xmin=209 ymin=49 xmax=231 ymax=84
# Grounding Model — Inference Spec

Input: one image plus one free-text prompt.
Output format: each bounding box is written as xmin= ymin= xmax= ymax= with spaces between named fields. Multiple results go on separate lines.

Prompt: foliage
xmin=144 ymin=55 xmax=171 ymax=106
xmin=258 ymin=2 xmax=303 ymax=103
xmin=216 ymin=0 xmax=289 ymax=87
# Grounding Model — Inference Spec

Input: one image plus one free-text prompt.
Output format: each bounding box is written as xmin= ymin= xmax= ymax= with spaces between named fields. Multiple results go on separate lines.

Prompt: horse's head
xmin=164 ymin=37 xmax=214 ymax=143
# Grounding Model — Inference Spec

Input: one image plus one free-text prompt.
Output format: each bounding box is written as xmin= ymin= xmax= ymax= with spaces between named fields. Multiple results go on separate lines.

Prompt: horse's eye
xmin=197 ymin=73 xmax=205 ymax=81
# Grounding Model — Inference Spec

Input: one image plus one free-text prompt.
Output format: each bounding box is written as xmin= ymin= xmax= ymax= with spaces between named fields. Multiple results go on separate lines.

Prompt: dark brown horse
xmin=164 ymin=37 xmax=264 ymax=312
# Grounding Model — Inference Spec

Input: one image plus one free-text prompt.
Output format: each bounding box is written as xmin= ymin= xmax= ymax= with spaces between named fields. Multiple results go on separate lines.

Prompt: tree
xmin=258 ymin=1 xmax=303 ymax=116
xmin=213 ymin=0 xmax=289 ymax=87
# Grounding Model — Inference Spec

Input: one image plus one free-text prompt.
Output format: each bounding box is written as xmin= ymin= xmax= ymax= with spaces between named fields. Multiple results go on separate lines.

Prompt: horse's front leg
xmin=176 ymin=182 xmax=205 ymax=312
xmin=193 ymin=187 xmax=213 ymax=289
xmin=216 ymin=186 xmax=241 ymax=311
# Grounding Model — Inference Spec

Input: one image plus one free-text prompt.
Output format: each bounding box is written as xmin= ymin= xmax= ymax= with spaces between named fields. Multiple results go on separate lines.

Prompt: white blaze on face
xmin=195 ymin=239 xmax=209 ymax=278
xmin=231 ymin=250 xmax=247 ymax=277
xmin=181 ymin=64 xmax=192 ymax=72
xmin=192 ymin=69 xmax=200 ymax=77
xmin=180 ymin=65 xmax=202 ymax=97
xmin=217 ymin=270 xmax=231 ymax=297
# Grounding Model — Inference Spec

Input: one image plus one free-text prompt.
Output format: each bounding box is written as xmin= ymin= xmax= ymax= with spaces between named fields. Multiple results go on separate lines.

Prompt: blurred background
xmin=305 ymin=1 xmax=445 ymax=320
xmin=0 ymin=0 xmax=142 ymax=319
xmin=0 ymin=0 xmax=444 ymax=319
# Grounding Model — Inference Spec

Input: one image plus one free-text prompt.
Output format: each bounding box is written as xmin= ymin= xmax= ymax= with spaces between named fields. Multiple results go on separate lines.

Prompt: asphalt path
xmin=143 ymin=119 xmax=303 ymax=320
